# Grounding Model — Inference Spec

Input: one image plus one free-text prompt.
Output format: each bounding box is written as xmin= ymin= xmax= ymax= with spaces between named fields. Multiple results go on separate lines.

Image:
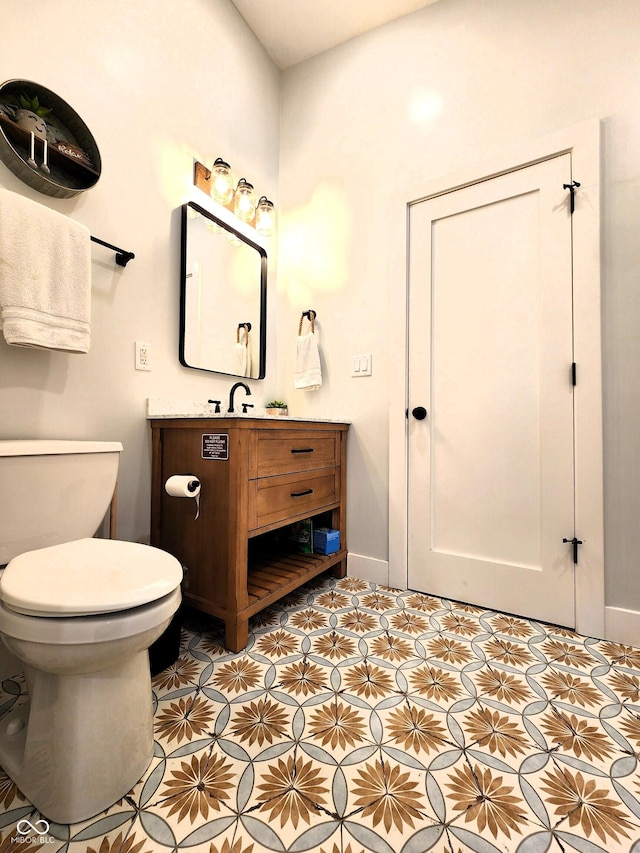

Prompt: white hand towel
xmin=294 ymin=331 xmax=322 ymax=391
xmin=234 ymin=341 xmax=247 ymax=376
xmin=244 ymin=334 xmax=252 ymax=378
xmin=0 ymin=189 xmax=91 ymax=352
xmin=234 ymin=324 xmax=252 ymax=377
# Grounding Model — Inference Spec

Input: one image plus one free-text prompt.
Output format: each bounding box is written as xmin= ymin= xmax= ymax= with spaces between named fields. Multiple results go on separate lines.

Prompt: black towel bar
xmin=90 ymin=236 xmax=135 ymax=267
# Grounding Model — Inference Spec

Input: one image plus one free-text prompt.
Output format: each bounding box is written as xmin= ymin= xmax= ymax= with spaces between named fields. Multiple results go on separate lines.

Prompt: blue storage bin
xmin=313 ymin=527 xmax=340 ymax=555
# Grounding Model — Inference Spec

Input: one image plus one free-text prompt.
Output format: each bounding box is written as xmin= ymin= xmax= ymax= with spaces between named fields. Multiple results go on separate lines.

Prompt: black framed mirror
xmin=179 ymin=201 xmax=267 ymax=378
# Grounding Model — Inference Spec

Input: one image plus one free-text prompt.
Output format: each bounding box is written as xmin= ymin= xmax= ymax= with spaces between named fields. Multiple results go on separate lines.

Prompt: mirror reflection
xmin=179 ymin=201 xmax=267 ymax=378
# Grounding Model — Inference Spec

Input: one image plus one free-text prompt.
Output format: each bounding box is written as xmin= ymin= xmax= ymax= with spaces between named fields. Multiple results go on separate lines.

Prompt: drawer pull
xmin=291 ymin=448 xmax=314 ymax=454
xmin=291 ymin=488 xmax=314 ymax=498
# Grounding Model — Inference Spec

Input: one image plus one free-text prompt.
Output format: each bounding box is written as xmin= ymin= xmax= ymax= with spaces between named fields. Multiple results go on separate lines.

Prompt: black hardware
xmin=228 ymin=381 xmax=251 ymax=413
xmin=291 ymin=489 xmax=313 ymax=498
xmin=412 ymin=406 xmax=428 ymax=420
xmin=572 ymin=363 xmax=577 ymax=386
xmin=291 ymin=448 xmax=314 ymax=454
xmin=302 ymin=310 xmax=316 ymax=321
xmin=563 ymin=536 xmax=583 ymax=564
xmin=187 ymin=479 xmax=200 ymax=493
xmin=238 ymin=322 xmax=252 ymax=331
xmin=207 ymin=399 xmax=221 ymax=413
xmin=241 ymin=403 xmax=254 ymax=414
xmin=563 ymin=181 xmax=581 ymax=214
xmin=90 ymin=236 xmax=135 ymax=267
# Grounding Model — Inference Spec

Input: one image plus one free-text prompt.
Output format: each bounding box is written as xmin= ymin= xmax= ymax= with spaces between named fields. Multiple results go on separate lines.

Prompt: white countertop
xmin=147 ymin=398 xmax=350 ymax=424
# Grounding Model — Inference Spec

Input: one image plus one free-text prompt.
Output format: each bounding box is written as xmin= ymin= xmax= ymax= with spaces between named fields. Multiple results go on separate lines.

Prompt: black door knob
xmin=412 ymin=406 xmax=428 ymax=420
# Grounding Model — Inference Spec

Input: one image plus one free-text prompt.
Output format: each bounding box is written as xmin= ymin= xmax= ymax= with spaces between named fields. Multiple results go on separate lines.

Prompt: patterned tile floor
xmin=2 ymin=575 xmax=640 ymax=852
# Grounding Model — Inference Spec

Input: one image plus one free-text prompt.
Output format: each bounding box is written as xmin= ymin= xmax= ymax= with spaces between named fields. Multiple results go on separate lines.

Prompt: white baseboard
xmin=605 ymin=606 xmax=640 ymax=647
xmin=347 ymin=553 xmax=390 ymax=586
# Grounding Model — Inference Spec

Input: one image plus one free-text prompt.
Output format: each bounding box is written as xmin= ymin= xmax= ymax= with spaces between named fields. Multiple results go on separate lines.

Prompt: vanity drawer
xmin=248 ymin=468 xmax=339 ymax=531
xmin=252 ymin=430 xmax=338 ymax=478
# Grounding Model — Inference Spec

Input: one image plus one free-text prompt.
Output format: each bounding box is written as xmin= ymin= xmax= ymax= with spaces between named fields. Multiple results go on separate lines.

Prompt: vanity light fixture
xmin=193 ymin=159 xmax=275 ymax=235
xmin=233 ymin=177 xmax=255 ymax=222
xmin=255 ymin=196 xmax=274 ymax=236
xmin=210 ymin=158 xmax=234 ymax=205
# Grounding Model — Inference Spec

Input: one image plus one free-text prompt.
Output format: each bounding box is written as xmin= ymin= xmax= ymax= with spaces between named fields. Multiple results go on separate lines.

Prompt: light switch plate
xmin=352 ymin=353 xmax=372 ymax=377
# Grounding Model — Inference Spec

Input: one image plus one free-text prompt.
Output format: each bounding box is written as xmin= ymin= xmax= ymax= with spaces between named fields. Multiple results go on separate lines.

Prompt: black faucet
xmin=228 ymin=381 xmax=251 ymax=413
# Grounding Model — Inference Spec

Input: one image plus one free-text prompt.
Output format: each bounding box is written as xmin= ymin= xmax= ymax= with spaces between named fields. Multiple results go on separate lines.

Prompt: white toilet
xmin=0 ymin=440 xmax=182 ymax=824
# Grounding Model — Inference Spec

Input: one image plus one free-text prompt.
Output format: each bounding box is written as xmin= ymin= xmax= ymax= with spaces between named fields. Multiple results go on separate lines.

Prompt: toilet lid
xmin=0 ymin=538 xmax=183 ymax=617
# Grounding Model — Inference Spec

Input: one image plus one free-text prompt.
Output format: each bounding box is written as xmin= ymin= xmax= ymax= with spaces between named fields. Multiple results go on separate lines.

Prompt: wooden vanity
xmin=150 ymin=417 xmax=348 ymax=651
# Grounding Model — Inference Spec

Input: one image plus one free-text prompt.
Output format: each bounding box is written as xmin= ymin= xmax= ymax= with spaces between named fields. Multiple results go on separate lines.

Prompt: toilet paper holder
xmin=164 ymin=474 xmax=201 ymax=520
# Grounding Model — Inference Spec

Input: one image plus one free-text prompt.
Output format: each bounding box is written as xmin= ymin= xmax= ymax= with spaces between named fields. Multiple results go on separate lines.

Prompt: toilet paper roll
xmin=165 ymin=475 xmax=201 ymax=498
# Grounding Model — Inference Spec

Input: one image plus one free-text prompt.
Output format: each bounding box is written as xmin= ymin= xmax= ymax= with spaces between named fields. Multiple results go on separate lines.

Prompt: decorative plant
xmin=14 ymin=93 xmax=52 ymax=118
xmin=266 ymin=400 xmax=287 ymax=409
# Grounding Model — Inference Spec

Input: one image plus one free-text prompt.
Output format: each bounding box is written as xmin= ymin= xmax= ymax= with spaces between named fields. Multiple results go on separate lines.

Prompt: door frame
xmin=388 ymin=119 xmax=604 ymax=638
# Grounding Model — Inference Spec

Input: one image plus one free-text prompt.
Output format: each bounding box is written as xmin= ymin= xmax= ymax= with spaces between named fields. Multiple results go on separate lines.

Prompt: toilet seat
xmin=0 ymin=587 xmax=181 ymax=645
xmin=0 ymin=538 xmax=182 ymax=617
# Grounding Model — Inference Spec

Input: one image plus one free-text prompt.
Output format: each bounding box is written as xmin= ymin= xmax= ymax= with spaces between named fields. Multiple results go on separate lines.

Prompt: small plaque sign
xmin=202 ymin=433 xmax=229 ymax=460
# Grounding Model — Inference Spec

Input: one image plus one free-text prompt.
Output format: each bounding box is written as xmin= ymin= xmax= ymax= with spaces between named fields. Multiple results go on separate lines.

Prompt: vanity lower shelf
xmin=247 ymin=548 xmax=347 ymax=611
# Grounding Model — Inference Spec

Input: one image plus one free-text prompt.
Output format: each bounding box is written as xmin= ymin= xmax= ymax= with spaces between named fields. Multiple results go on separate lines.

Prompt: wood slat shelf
xmin=246 ymin=550 xmax=347 ymax=614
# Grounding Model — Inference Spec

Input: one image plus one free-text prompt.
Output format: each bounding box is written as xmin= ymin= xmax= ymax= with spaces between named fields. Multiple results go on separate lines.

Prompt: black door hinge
xmin=563 ymin=536 xmax=583 ymax=564
xmin=563 ymin=181 xmax=581 ymax=214
xmin=572 ymin=363 xmax=577 ymax=386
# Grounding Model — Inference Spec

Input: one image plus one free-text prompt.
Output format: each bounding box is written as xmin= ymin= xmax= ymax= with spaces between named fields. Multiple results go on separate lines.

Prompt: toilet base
xmin=0 ymin=649 xmax=154 ymax=824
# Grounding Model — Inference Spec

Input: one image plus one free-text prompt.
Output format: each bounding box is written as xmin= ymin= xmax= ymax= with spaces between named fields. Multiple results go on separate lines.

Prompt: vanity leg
xmin=226 ymin=617 xmax=249 ymax=653
xmin=332 ymin=557 xmax=347 ymax=579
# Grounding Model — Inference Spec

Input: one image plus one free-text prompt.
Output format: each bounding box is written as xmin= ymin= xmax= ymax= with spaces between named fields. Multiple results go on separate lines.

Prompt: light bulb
xmin=256 ymin=196 xmax=274 ymax=236
xmin=234 ymin=178 xmax=255 ymax=223
xmin=211 ymin=158 xmax=234 ymax=205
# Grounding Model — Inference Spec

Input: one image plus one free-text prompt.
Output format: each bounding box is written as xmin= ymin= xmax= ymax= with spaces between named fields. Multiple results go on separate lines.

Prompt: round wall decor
xmin=0 ymin=79 xmax=101 ymax=198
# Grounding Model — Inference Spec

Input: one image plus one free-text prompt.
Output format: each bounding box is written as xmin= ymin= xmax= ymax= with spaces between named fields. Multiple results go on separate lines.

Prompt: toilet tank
xmin=0 ymin=440 xmax=122 ymax=565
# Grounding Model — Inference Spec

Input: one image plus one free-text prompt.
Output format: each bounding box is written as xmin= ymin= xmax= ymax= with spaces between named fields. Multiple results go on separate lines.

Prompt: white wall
xmin=278 ymin=0 xmax=640 ymax=611
xmin=0 ymin=0 xmax=281 ymax=544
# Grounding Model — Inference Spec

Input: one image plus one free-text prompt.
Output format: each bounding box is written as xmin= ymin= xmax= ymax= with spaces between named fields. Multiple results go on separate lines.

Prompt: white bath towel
xmin=294 ymin=332 xmax=322 ymax=391
xmin=0 ymin=189 xmax=91 ymax=352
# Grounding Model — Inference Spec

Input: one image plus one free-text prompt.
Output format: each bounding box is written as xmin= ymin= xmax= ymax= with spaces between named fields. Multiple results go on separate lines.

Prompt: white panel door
xmin=408 ymin=154 xmax=576 ymax=627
